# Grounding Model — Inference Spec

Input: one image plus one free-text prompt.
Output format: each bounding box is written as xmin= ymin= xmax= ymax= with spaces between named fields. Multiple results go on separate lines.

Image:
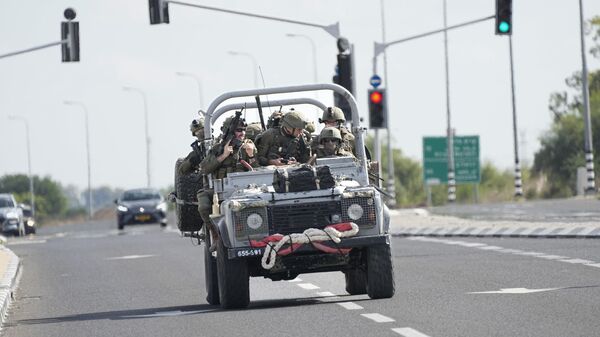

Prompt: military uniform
xmin=315 ymin=127 xmax=354 ymax=158
xmin=178 ymin=117 xmax=207 ymax=176
xmin=318 ymin=106 xmax=356 ymax=155
xmin=256 ymin=111 xmax=311 ymax=165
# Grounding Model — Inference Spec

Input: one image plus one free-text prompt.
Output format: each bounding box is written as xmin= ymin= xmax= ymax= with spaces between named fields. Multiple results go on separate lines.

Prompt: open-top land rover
xmin=174 ymin=84 xmax=394 ymax=309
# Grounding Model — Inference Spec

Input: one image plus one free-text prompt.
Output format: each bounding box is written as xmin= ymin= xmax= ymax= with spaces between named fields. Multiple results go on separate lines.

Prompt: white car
xmin=0 ymin=194 xmax=25 ymax=236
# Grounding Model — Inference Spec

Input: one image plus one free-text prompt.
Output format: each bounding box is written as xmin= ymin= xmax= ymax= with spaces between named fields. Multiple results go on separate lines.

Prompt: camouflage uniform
xmin=178 ymin=116 xmax=207 ymax=176
xmin=315 ymin=127 xmax=354 ymax=158
xmin=197 ymin=116 xmax=258 ymax=249
xmin=245 ymin=122 xmax=263 ymax=143
xmin=256 ymin=111 xmax=311 ymax=165
xmin=318 ymin=106 xmax=356 ymax=155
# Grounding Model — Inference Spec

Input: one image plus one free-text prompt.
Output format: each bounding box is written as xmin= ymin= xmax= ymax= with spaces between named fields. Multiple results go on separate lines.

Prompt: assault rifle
xmin=215 ymin=109 xmax=243 ymax=156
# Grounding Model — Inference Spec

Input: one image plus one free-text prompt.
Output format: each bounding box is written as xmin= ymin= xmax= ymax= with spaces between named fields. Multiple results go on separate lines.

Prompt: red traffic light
xmin=370 ymin=91 xmax=383 ymax=104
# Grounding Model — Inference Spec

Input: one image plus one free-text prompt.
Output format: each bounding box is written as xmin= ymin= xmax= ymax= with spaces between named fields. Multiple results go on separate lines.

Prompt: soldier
xmin=315 ymin=127 xmax=354 ymax=158
xmin=198 ymin=115 xmax=258 ymax=251
xmin=318 ymin=106 xmax=355 ymax=154
xmin=256 ymin=110 xmax=311 ymax=166
xmin=178 ymin=116 xmax=206 ymax=176
xmin=245 ymin=122 xmax=263 ymax=143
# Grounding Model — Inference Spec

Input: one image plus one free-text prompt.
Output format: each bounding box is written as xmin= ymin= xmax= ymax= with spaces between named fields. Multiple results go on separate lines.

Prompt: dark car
xmin=19 ymin=203 xmax=36 ymax=235
xmin=115 ymin=188 xmax=167 ymax=230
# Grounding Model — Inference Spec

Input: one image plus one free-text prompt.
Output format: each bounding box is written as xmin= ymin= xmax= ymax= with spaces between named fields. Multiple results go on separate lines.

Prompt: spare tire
xmin=174 ymin=158 xmax=204 ymax=232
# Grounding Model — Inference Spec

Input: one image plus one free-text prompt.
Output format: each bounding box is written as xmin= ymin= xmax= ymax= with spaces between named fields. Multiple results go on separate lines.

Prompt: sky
xmin=1 ymin=0 xmax=600 ymax=192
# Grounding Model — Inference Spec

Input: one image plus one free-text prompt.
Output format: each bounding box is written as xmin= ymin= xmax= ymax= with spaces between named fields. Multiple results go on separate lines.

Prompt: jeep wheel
xmin=366 ymin=243 xmax=395 ymax=299
xmin=217 ymin=239 xmax=249 ymax=309
xmin=204 ymin=232 xmax=220 ymax=305
xmin=344 ymin=268 xmax=367 ymax=295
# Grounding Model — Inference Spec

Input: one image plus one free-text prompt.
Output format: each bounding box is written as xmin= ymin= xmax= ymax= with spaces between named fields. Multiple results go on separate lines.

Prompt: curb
xmin=0 ymin=246 xmax=21 ymax=329
xmin=391 ymin=226 xmax=600 ymax=238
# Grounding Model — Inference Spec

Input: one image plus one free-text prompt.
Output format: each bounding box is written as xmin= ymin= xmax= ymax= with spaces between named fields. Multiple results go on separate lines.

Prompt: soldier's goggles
xmin=235 ymin=128 xmax=246 ymax=132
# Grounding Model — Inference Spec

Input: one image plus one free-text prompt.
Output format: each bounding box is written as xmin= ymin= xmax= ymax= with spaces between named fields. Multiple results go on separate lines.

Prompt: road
xmin=3 ymin=219 xmax=600 ymax=337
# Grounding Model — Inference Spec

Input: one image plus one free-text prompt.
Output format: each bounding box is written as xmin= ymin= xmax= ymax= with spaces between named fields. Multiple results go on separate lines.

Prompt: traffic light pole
xmin=442 ymin=0 xmax=456 ymax=203
xmin=380 ymin=0 xmax=396 ymax=205
xmin=508 ymin=35 xmax=523 ymax=197
xmin=578 ymin=0 xmax=596 ymax=194
xmin=0 ymin=40 xmax=66 ymax=60
xmin=161 ymin=0 xmax=340 ymax=38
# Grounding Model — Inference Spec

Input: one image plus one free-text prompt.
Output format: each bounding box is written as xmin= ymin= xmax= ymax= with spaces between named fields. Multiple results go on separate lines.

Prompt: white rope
xmin=261 ymin=223 xmax=359 ymax=270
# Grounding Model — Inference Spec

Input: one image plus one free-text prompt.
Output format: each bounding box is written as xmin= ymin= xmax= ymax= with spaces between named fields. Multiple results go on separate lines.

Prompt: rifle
xmin=255 ymin=95 xmax=266 ymax=131
xmin=215 ymin=109 xmax=243 ymax=156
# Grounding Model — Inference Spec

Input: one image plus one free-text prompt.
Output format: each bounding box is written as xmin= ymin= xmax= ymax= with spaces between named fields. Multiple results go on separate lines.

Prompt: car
xmin=115 ymin=188 xmax=167 ymax=230
xmin=19 ymin=203 xmax=36 ymax=235
xmin=0 ymin=193 xmax=25 ymax=236
xmin=175 ymin=83 xmax=394 ymax=309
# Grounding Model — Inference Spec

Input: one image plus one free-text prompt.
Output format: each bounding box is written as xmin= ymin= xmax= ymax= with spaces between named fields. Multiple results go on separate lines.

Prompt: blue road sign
xmin=370 ymin=74 xmax=382 ymax=88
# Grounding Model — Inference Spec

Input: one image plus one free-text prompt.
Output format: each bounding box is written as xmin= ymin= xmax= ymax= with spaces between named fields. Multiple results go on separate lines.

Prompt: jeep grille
xmin=269 ymin=201 xmax=341 ymax=235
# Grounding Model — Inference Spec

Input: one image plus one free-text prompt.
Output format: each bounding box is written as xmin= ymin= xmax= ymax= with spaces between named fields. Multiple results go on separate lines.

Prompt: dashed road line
xmin=392 ymin=327 xmax=431 ymax=337
xmin=337 ymin=302 xmax=363 ymax=310
xmin=537 ymin=254 xmax=568 ymax=260
xmin=361 ymin=313 xmax=395 ymax=323
xmin=559 ymin=258 xmax=595 ymax=264
xmin=316 ymin=291 xmax=336 ymax=297
xmin=297 ymin=283 xmax=320 ymax=290
xmin=587 ymin=263 xmax=600 ymax=268
xmin=287 ymin=277 xmax=302 ymax=282
xmin=106 ymin=254 xmax=156 ymax=260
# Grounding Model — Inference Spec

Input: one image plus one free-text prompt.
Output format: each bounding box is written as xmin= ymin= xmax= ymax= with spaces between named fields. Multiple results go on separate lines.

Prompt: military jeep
xmin=186 ymin=84 xmax=394 ymax=309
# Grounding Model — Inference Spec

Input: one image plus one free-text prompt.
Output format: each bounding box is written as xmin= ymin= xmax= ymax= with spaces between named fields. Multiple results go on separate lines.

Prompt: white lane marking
xmin=316 ymin=291 xmax=336 ymax=297
xmin=559 ymin=258 xmax=596 ymax=264
xmin=297 ymin=283 xmax=320 ymax=290
xmin=456 ymin=242 xmax=486 ymax=247
xmin=392 ymin=327 xmax=432 ymax=337
xmin=586 ymin=263 xmax=600 ymax=268
xmin=477 ymin=245 xmax=503 ymax=250
xmin=7 ymin=239 xmax=47 ymax=245
xmin=537 ymin=254 xmax=568 ymax=260
xmin=468 ymin=287 xmax=562 ymax=294
xmin=338 ymin=302 xmax=363 ymax=310
xmin=515 ymin=251 xmax=545 ymax=256
xmin=287 ymin=277 xmax=303 ymax=282
xmin=106 ymin=254 xmax=156 ymax=260
xmin=361 ymin=313 xmax=395 ymax=323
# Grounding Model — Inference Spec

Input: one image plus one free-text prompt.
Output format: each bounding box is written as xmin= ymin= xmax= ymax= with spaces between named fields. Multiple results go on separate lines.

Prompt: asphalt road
xmin=3 ymin=219 xmax=600 ymax=337
xmin=430 ymin=197 xmax=600 ymax=223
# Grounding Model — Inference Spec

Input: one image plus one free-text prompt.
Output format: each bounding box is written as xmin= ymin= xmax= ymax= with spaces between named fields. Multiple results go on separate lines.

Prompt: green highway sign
xmin=423 ymin=136 xmax=480 ymax=185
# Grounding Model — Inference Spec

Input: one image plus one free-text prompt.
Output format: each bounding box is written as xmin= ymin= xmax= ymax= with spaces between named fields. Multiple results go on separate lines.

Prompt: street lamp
xmin=228 ymin=51 xmax=259 ymax=88
xmin=63 ymin=100 xmax=93 ymax=219
xmin=7 ymin=115 xmax=35 ymax=218
xmin=122 ymin=86 xmax=152 ymax=188
xmin=175 ymin=71 xmax=204 ymax=108
xmin=285 ymin=33 xmax=318 ymax=84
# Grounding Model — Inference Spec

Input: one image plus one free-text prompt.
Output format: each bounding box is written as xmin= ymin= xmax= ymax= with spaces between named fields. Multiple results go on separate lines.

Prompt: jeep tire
xmin=204 ymin=230 xmax=220 ymax=305
xmin=344 ymin=268 xmax=367 ymax=295
xmin=174 ymin=158 xmax=203 ymax=232
xmin=217 ymin=239 xmax=250 ymax=309
xmin=366 ymin=243 xmax=395 ymax=299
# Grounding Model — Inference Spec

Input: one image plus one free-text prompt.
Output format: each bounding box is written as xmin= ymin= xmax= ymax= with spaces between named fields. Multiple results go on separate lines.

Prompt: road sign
xmin=370 ymin=74 xmax=382 ymax=88
xmin=423 ymin=136 xmax=480 ymax=185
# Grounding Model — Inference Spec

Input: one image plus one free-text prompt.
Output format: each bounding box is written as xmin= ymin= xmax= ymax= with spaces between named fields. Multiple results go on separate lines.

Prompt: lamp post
xmin=63 ymin=100 xmax=93 ymax=219
xmin=123 ymin=86 xmax=152 ymax=187
xmin=7 ymin=115 xmax=35 ymax=218
xmin=228 ymin=51 xmax=259 ymax=88
xmin=175 ymin=71 xmax=204 ymax=108
xmin=285 ymin=33 xmax=318 ymax=84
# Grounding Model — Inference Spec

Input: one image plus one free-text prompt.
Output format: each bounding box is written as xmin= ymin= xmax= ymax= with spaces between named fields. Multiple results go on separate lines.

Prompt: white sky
xmin=1 ymin=0 xmax=600 ymax=191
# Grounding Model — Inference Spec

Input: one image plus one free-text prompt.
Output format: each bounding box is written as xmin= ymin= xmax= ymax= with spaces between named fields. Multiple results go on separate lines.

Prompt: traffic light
xmin=61 ymin=8 xmax=79 ymax=62
xmin=149 ymin=0 xmax=170 ymax=24
xmin=495 ymin=0 xmax=512 ymax=35
xmin=368 ymin=89 xmax=387 ymax=129
xmin=333 ymin=37 xmax=354 ymax=122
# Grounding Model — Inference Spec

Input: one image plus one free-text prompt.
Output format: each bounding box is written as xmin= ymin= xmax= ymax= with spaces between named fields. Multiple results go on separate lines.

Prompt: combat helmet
xmin=319 ymin=127 xmax=342 ymax=143
xmin=319 ymin=106 xmax=346 ymax=123
xmin=220 ymin=115 xmax=248 ymax=133
xmin=280 ymin=110 xmax=307 ymax=129
xmin=190 ymin=116 xmax=205 ymax=136
xmin=245 ymin=122 xmax=263 ymax=141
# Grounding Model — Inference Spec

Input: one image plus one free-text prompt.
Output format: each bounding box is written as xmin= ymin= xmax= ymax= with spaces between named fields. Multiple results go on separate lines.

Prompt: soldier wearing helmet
xmin=178 ymin=116 xmax=207 ymax=175
xmin=256 ymin=109 xmax=311 ymax=166
xmin=245 ymin=122 xmax=263 ymax=142
xmin=318 ymin=106 xmax=355 ymax=154
xmin=315 ymin=127 xmax=354 ymax=158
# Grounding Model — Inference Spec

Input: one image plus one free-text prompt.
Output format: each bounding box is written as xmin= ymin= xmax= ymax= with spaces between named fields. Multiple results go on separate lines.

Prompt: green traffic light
xmin=499 ymin=21 xmax=510 ymax=33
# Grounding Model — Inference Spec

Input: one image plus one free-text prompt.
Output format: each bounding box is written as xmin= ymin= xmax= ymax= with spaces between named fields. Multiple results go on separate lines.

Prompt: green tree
xmin=0 ymin=174 xmax=68 ymax=221
xmin=533 ymin=16 xmax=600 ymax=197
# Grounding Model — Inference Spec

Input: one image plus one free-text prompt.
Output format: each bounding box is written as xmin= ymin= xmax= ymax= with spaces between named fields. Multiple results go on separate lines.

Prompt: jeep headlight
xmin=156 ymin=202 xmax=167 ymax=212
xmin=246 ymin=213 xmax=263 ymax=230
xmin=26 ymin=219 xmax=35 ymax=227
xmin=117 ymin=205 xmax=128 ymax=212
xmin=347 ymin=204 xmax=364 ymax=220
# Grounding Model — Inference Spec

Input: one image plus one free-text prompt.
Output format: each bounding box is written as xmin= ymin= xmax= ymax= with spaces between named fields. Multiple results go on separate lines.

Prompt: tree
xmin=0 ymin=174 xmax=68 ymax=220
xmin=533 ymin=16 xmax=600 ymax=197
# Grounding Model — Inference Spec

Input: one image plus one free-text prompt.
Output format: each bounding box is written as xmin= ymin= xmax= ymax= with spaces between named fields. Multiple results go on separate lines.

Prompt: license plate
xmin=135 ymin=214 xmax=151 ymax=221
xmin=236 ymin=248 xmax=263 ymax=257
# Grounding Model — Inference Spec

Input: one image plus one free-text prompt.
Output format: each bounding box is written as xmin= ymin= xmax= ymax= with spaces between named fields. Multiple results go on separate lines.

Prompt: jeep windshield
xmin=0 ymin=198 xmax=15 ymax=208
